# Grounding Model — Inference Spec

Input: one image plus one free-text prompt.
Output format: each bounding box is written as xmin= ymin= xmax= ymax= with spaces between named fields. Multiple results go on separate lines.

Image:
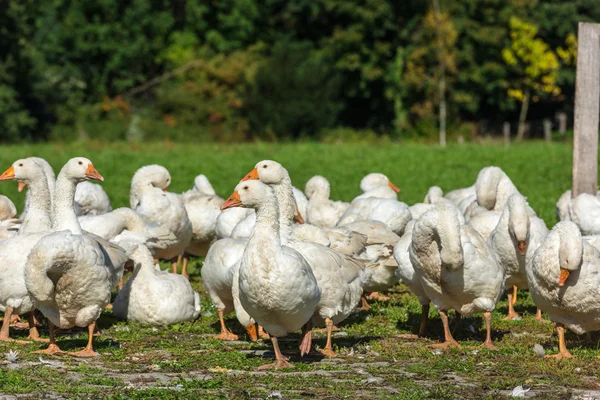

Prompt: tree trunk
xmin=432 ymin=0 xmax=447 ymax=147
xmin=516 ymin=90 xmax=530 ymax=142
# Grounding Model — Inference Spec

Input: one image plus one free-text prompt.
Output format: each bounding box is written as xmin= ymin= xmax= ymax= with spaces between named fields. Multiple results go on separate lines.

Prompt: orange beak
xmin=517 ymin=241 xmax=527 ymax=256
xmin=559 ymin=269 xmax=570 ymax=287
xmin=246 ymin=324 xmax=258 ymax=342
xmin=294 ymin=212 xmax=304 ymax=224
xmin=0 ymin=166 xmax=15 ymax=181
xmin=388 ymin=181 xmax=400 ymax=193
xmin=18 ymin=182 xmax=26 ymax=192
xmin=241 ymin=168 xmax=259 ymax=182
xmin=221 ymin=190 xmax=242 ymax=210
xmin=85 ymin=164 xmax=104 ymax=181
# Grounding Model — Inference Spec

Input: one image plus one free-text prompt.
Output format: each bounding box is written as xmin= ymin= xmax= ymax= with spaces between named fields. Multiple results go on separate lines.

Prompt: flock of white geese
xmin=0 ymin=157 xmax=599 ymax=369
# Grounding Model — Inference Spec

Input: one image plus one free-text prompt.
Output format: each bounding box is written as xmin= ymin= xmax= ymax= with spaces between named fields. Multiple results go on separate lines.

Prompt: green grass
xmin=0 ymin=140 xmax=592 ymax=399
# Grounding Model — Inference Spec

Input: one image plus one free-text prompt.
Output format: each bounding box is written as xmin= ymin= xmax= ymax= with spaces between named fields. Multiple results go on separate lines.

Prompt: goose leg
xmin=503 ymin=290 xmax=521 ymax=320
xmin=257 ymin=336 xmax=294 ymax=370
xmin=320 ymin=318 xmax=337 ymax=358
xmin=68 ymin=322 xmax=98 ymax=357
xmin=32 ymin=323 xmax=63 ymax=355
xmin=10 ymin=314 xmax=28 ymax=329
xmin=429 ymin=310 xmax=461 ymax=348
xmin=480 ymin=312 xmax=497 ymax=349
xmin=512 ymin=286 xmax=518 ymax=305
xmin=258 ymin=325 xmax=270 ymax=340
xmin=299 ymin=319 xmax=313 ymax=356
xmin=546 ymin=323 xmax=572 ymax=359
xmin=172 ymin=256 xmax=180 ymax=274
xmin=367 ymin=292 xmax=390 ymax=302
xmin=358 ymin=295 xmax=371 ymax=311
xmin=535 ymin=308 xmax=549 ymax=323
xmin=0 ymin=307 xmax=28 ymax=344
xmin=27 ymin=312 xmax=48 ymax=342
xmin=181 ymin=256 xmax=189 ymax=278
xmin=215 ymin=309 xmax=238 ymax=341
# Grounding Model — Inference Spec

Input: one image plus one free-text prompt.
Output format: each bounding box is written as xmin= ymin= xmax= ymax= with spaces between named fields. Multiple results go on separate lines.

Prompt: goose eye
xmin=18 ymin=163 xmax=23 ymax=167
xmin=78 ymin=161 xmax=83 ymax=165
xmin=244 ymin=186 xmax=248 ymax=190
xmin=263 ymin=165 xmax=267 ymax=168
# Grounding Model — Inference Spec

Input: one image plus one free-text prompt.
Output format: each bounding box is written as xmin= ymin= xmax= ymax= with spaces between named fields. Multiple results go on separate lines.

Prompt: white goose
xmin=113 ymin=244 xmax=201 ymax=325
xmin=130 ymin=165 xmax=192 ymax=275
xmin=304 ymin=175 xmax=349 ymax=228
xmin=74 ymin=181 xmax=112 ymax=216
xmin=0 ymin=158 xmax=53 ymax=342
xmin=488 ymin=194 xmax=548 ymax=321
xmin=467 ymin=210 xmax=502 ymax=240
xmin=0 ymin=195 xmax=16 ymax=221
xmin=476 ymin=166 xmax=521 ymax=211
xmin=21 ymin=157 xmax=56 ymax=220
xmin=338 ymin=197 xmax=412 ymax=236
xmin=569 ymin=193 xmax=600 ymax=235
xmin=353 ymin=173 xmax=400 ymax=201
xmin=182 ymin=175 xmax=224 ymax=259
xmin=394 ymin=220 xmax=431 ymax=337
xmin=410 ymin=186 xmax=465 ymax=225
xmin=527 ymin=221 xmax=600 ymax=358
xmin=339 ymin=219 xmax=400 ymax=306
xmin=410 ymin=205 xmax=504 ymax=348
xmin=444 ymin=184 xmax=476 ymax=208
xmin=215 ymin=208 xmax=254 ymax=239
xmin=293 ymin=186 xmax=308 ymax=222
xmin=223 ymin=179 xmax=320 ymax=370
xmin=240 ymin=160 xmax=367 ymax=357
xmin=25 ymin=157 xmax=127 ymax=356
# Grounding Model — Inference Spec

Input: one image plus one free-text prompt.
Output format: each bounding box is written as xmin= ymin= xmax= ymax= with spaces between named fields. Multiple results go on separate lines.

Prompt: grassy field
xmin=0 ymin=141 xmax=596 ymax=399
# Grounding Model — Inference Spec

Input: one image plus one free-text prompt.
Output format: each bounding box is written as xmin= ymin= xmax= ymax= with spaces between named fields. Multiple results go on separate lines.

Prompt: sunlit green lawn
xmin=0 ymin=141 xmax=592 ymax=399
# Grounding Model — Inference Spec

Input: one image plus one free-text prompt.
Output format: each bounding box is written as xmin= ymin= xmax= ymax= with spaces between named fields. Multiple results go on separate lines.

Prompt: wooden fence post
xmin=572 ymin=23 xmax=600 ymax=198
xmin=503 ymin=122 xmax=510 ymax=146
xmin=543 ymin=119 xmax=552 ymax=143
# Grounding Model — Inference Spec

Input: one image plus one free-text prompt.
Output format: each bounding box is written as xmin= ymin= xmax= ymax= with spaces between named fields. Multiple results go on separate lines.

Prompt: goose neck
xmin=270 ymin=177 xmax=294 ymax=244
xmin=249 ymin=198 xmax=281 ymax=248
xmin=52 ymin=174 xmax=82 ymax=234
xmin=20 ymin=173 xmax=52 ymax=233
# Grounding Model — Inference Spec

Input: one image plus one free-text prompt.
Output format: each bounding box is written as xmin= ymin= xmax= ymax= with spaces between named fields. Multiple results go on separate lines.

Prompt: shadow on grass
xmin=397 ymin=309 xmax=510 ymax=345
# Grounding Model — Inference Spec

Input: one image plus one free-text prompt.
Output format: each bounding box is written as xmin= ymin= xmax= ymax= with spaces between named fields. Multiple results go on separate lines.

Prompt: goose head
xmin=132 ymin=165 xmax=171 ymax=192
xmin=554 ymin=221 xmax=583 ymax=287
xmin=476 ymin=166 xmax=505 ymax=210
xmin=221 ymin=180 xmax=274 ymax=211
xmin=241 ymin=160 xmax=287 ymax=185
xmin=193 ymin=174 xmax=215 ymax=195
xmin=60 ymin=157 xmax=104 ymax=183
xmin=304 ymin=175 xmax=330 ymax=200
xmin=424 ymin=186 xmax=443 ymax=204
xmin=360 ymin=173 xmax=400 ymax=193
xmin=506 ymin=194 xmax=530 ymax=256
xmin=0 ymin=158 xmax=47 ymax=191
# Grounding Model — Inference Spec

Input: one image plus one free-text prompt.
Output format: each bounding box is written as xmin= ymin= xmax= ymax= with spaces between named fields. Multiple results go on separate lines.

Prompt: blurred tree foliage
xmin=0 ymin=0 xmax=598 ymax=142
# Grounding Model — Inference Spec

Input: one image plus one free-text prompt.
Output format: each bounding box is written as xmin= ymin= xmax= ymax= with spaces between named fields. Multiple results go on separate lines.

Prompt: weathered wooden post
xmin=572 ymin=22 xmax=600 ymax=197
xmin=503 ymin=122 xmax=510 ymax=146
xmin=543 ymin=119 xmax=552 ymax=143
